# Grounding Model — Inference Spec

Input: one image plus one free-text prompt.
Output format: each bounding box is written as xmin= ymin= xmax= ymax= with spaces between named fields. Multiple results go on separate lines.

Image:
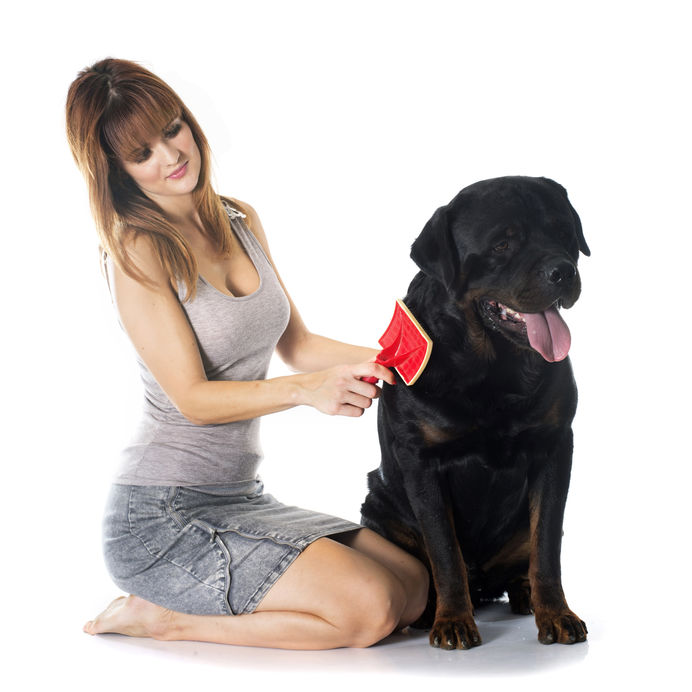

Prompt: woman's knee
xmin=255 ymin=536 xmax=411 ymax=647
xmin=343 ymin=571 xmax=407 ymax=648
xmin=409 ymin=556 xmax=430 ymax=614
xmin=334 ymin=527 xmax=429 ymax=621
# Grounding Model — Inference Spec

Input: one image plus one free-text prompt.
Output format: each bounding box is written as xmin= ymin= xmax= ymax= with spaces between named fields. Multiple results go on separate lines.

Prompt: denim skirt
xmin=102 ymin=478 xmax=361 ymax=616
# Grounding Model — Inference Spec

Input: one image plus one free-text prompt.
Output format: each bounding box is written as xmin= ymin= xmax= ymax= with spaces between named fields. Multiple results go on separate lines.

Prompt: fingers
xmin=308 ymin=362 xmax=396 ymax=418
xmin=335 ymin=403 xmax=370 ymax=418
xmin=343 ymin=387 xmax=378 ymax=412
xmin=334 ymin=363 xmax=395 ymax=416
xmin=328 ymin=374 xmax=378 ymax=417
xmin=355 ymin=362 xmax=397 ymax=387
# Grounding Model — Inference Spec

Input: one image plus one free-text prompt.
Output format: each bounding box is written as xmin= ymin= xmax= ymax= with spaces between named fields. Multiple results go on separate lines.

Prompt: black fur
xmin=361 ymin=176 xmax=588 ymax=649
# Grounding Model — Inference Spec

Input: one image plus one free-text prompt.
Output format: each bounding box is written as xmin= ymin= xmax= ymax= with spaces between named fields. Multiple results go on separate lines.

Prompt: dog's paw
xmin=429 ymin=614 xmax=482 ymax=650
xmin=535 ymin=608 xmax=587 ymax=645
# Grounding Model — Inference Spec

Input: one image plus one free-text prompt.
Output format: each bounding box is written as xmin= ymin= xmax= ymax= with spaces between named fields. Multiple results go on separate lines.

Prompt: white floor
xmin=11 ymin=592 xmax=682 ymax=692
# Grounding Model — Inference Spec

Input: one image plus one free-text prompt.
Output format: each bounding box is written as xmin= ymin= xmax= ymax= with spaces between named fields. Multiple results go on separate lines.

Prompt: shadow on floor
xmin=95 ymin=600 xmax=590 ymax=678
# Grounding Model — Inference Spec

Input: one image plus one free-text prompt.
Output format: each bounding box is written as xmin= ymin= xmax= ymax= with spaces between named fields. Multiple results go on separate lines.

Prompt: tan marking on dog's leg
xmin=481 ymin=528 xmax=531 ymax=573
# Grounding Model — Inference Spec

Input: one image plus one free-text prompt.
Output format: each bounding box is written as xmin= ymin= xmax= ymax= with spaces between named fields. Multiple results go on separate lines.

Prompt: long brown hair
xmin=66 ymin=58 xmax=242 ymax=301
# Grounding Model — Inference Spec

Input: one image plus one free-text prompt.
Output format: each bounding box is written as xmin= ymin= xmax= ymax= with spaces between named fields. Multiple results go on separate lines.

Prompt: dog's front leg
xmin=396 ymin=447 xmax=481 ymax=650
xmin=528 ymin=429 xmax=587 ymax=644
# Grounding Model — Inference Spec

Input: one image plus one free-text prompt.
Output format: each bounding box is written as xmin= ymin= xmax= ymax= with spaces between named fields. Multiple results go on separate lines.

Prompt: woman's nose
xmin=157 ymin=140 xmax=180 ymax=165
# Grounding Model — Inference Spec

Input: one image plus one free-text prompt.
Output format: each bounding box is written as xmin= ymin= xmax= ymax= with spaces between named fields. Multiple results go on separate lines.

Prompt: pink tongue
xmin=523 ymin=307 xmax=571 ymax=362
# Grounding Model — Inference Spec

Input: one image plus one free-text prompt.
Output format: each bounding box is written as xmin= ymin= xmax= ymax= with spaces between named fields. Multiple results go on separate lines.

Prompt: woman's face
xmin=119 ymin=116 xmax=202 ymax=206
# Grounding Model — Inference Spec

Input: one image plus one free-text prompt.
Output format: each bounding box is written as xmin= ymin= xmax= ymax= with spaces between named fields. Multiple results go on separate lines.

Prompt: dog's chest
xmin=414 ymin=378 xmax=562 ymax=473
xmin=431 ymin=422 xmax=536 ymax=473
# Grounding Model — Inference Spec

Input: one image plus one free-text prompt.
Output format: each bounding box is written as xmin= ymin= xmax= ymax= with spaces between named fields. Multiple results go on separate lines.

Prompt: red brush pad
xmin=364 ymin=300 xmax=432 ymax=385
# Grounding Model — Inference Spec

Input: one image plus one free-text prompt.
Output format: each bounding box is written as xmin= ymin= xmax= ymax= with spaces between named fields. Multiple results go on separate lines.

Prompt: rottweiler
xmin=361 ymin=176 xmax=589 ymax=650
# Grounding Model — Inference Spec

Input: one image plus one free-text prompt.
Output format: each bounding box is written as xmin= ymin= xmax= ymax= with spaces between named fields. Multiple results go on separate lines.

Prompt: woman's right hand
xmin=299 ymin=362 xmax=396 ymax=417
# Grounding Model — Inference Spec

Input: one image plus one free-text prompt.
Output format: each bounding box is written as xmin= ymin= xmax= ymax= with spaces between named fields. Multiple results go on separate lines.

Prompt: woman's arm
xmin=235 ymin=199 xmax=379 ymax=372
xmin=280 ymin=332 xmax=378 ymax=373
xmin=109 ymin=231 xmax=394 ymax=426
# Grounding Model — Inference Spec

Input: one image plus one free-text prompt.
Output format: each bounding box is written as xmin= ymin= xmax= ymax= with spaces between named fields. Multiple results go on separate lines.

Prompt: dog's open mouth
xmin=481 ymin=299 xmax=571 ymax=363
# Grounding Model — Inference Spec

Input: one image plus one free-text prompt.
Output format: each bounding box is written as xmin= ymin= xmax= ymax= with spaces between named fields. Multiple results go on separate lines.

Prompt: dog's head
xmin=411 ymin=176 xmax=590 ymax=363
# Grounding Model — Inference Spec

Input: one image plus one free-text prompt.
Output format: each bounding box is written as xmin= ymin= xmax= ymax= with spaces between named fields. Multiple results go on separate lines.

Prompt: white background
xmin=2 ymin=1 xmax=690 ymax=689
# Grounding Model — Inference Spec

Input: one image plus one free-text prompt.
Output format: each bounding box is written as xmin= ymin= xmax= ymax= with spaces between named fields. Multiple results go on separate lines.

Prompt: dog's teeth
xmin=489 ymin=301 xmax=528 ymax=324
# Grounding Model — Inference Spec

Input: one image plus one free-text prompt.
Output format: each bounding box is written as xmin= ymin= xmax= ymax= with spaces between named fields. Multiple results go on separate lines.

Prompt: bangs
xmin=101 ymin=81 xmax=182 ymax=161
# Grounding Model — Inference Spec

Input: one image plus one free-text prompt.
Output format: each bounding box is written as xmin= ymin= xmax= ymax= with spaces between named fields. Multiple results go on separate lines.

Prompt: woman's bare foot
xmin=84 ymin=595 xmax=176 ymax=640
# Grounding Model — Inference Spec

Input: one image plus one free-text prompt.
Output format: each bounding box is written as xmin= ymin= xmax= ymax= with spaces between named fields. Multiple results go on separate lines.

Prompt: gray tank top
xmin=110 ymin=204 xmax=291 ymax=486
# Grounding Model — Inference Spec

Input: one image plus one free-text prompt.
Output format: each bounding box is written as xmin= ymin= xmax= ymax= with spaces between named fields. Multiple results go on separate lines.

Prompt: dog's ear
xmin=570 ymin=204 xmax=590 ymax=257
xmin=410 ymin=205 xmax=460 ymax=291
xmin=540 ymin=177 xmax=591 ymax=257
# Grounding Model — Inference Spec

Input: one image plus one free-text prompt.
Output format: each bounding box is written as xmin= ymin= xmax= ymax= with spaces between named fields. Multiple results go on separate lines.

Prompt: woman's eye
xmin=134 ymin=148 xmax=152 ymax=163
xmin=492 ymin=240 xmax=509 ymax=253
xmin=164 ymin=122 xmax=182 ymax=139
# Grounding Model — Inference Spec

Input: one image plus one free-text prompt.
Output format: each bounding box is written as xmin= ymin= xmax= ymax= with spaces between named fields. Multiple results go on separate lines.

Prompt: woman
xmin=66 ymin=58 xmax=428 ymax=650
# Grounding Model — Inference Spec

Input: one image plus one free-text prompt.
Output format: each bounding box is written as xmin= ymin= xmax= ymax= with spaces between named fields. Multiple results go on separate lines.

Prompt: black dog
xmin=361 ymin=176 xmax=589 ymax=650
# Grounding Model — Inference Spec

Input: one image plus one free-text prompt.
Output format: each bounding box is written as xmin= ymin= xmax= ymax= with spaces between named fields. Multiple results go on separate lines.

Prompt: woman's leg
xmin=331 ymin=527 xmax=429 ymax=628
xmin=85 ymin=530 xmax=428 ymax=650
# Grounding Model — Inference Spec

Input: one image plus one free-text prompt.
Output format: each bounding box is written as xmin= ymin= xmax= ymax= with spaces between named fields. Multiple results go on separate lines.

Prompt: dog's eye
xmin=492 ymin=240 xmax=509 ymax=253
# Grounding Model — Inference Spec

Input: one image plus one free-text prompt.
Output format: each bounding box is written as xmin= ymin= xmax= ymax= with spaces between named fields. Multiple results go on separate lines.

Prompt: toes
xmin=459 ymin=624 xmax=482 ymax=649
xmin=536 ymin=610 xmax=587 ymax=645
xmin=557 ymin=614 xmax=588 ymax=644
xmin=429 ymin=616 xmax=482 ymax=650
xmin=538 ymin=625 xmax=555 ymax=644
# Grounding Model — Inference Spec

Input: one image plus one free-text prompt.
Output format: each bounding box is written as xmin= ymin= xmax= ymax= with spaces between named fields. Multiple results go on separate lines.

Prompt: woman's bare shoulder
xmin=226 ymin=197 xmax=271 ymax=256
xmin=111 ymin=230 xmax=171 ymax=291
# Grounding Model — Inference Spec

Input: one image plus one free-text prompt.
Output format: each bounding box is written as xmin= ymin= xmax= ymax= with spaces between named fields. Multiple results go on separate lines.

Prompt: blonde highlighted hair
xmin=66 ymin=57 xmax=243 ymax=301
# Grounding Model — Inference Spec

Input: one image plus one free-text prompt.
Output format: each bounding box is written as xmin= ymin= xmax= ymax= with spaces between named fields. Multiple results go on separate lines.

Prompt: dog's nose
xmin=545 ymin=259 xmax=576 ymax=285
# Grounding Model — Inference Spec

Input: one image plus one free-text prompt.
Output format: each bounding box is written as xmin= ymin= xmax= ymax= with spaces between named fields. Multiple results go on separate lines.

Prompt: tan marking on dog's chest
xmin=456 ymin=299 xmax=497 ymax=361
xmin=542 ymin=399 xmax=564 ymax=428
xmin=419 ymin=421 xmax=457 ymax=446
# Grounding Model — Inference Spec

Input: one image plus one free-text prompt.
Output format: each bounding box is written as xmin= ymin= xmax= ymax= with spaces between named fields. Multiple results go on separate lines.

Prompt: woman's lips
xmin=167 ymin=161 xmax=188 ymax=179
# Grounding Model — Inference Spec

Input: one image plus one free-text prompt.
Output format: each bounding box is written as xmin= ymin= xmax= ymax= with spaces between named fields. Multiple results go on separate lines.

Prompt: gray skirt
xmin=102 ymin=478 xmax=361 ymax=615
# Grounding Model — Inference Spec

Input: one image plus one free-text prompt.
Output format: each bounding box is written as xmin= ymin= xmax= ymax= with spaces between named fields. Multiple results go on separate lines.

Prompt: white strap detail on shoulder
xmin=222 ymin=201 xmax=247 ymax=219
